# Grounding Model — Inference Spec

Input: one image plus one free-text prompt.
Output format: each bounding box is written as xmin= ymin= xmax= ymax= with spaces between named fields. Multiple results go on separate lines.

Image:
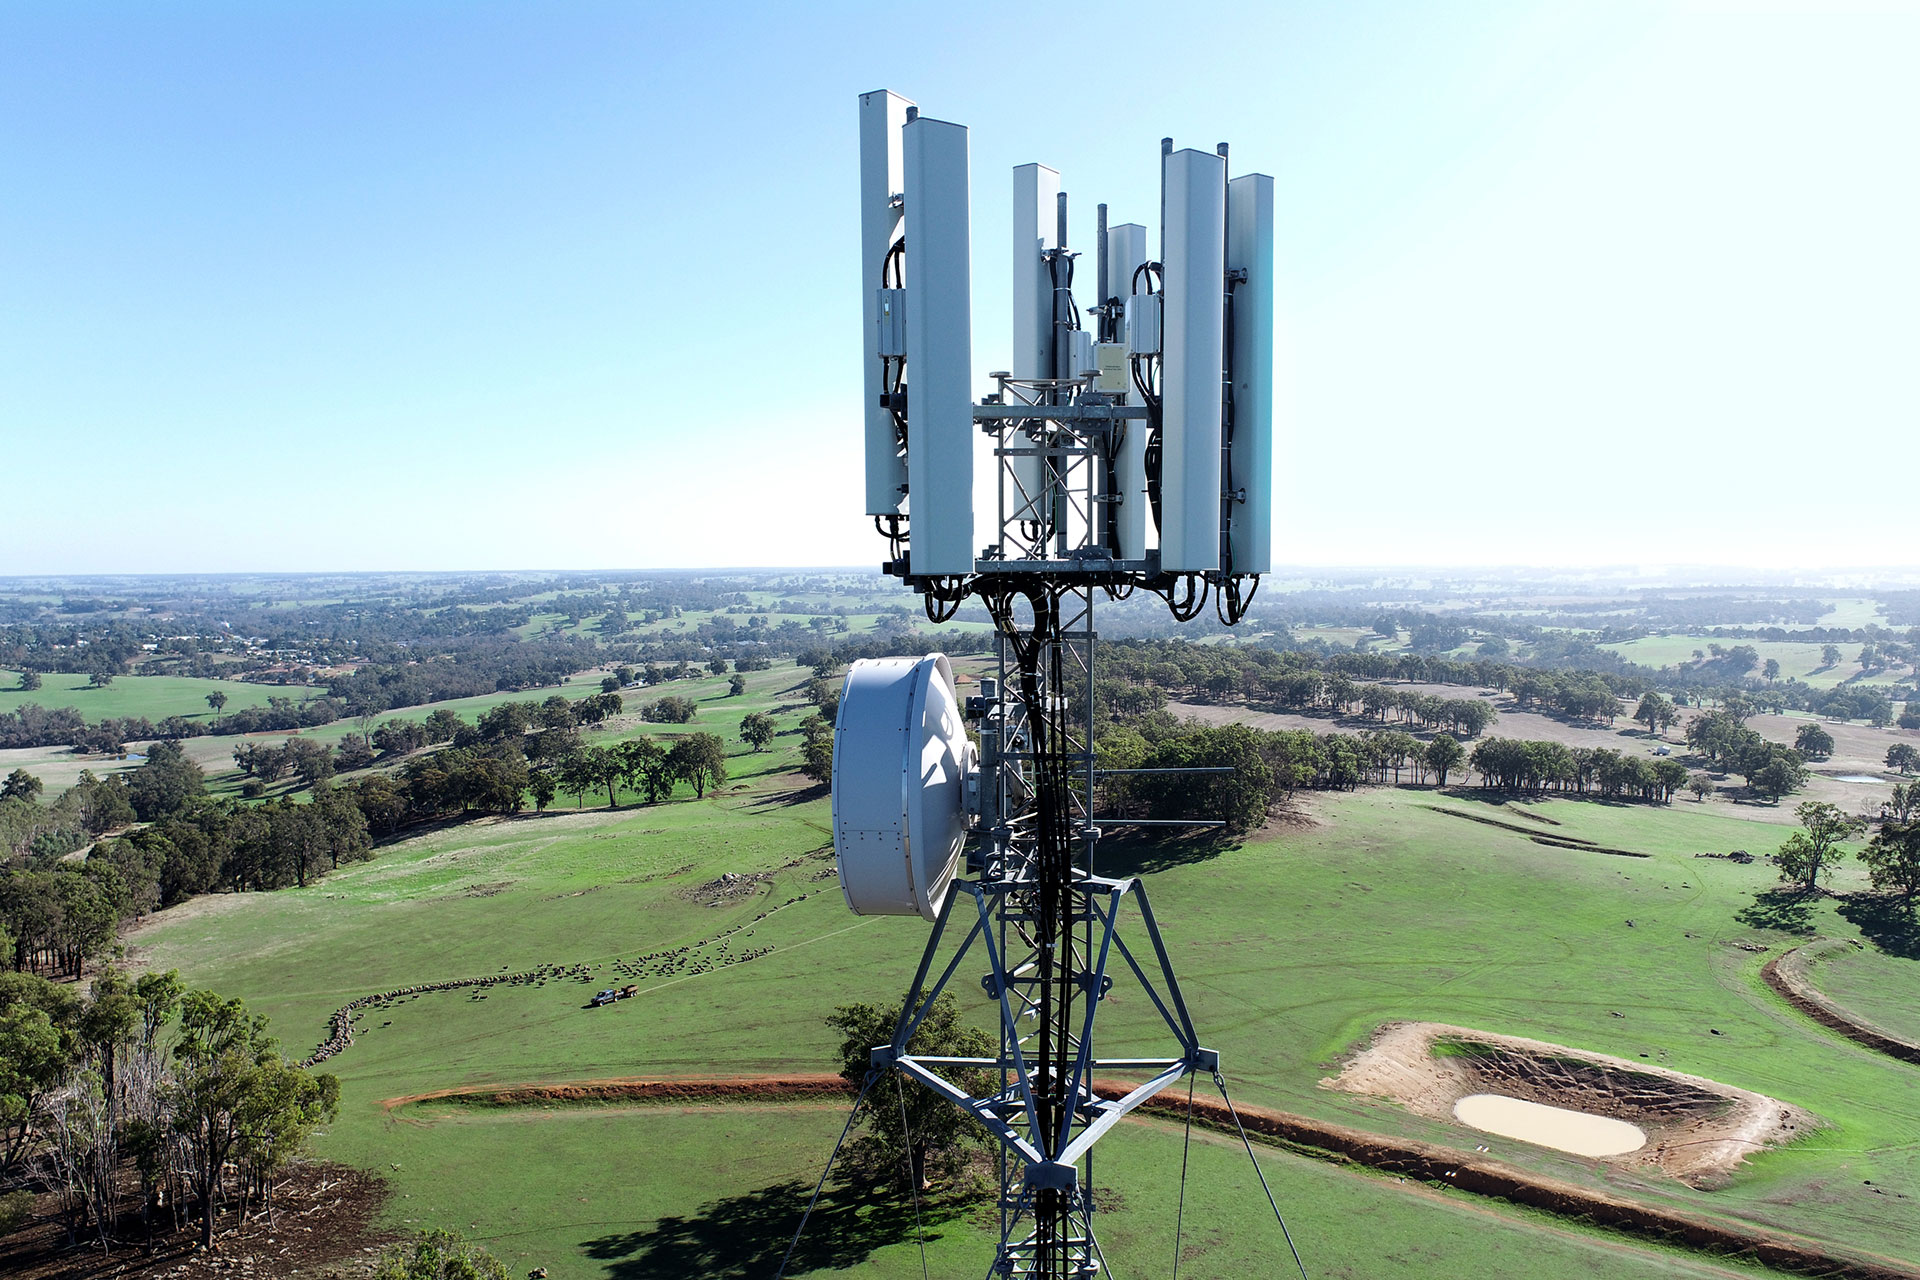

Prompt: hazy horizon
xmin=4 ymin=562 xmax=1920 ymax=591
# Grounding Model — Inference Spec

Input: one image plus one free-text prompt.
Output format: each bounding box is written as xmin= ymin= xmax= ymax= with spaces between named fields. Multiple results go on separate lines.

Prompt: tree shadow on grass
xmin=1095 ymin=828 xmax=1239 ymax=877
xmin=581 ymin=1178 xmax=956 ymax=1279
xmin=1735 ymin=886 xmax=1819 ymax=935
xmin=743 ymin=780 xmax=830 ymax=810
xmin=1836 ymin=893 xmax=1920 ymax=959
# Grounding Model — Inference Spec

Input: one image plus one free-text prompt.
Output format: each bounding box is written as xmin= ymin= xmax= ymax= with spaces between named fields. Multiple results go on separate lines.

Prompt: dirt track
xmin=380 ymin=1073 xmax=851 ymax=1113
xmin=1763 ymin=941 xmax=1920 ymax=1067
xmin=380 ymin=1073 xmax=1919 ymax=1280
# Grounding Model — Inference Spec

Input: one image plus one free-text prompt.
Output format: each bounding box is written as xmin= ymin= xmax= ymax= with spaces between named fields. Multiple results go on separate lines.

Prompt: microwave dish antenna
xmin=780 ymin=90 xmax=1304 ymax=1280
xmin=831 ymin=654 xmax=974 ymax=921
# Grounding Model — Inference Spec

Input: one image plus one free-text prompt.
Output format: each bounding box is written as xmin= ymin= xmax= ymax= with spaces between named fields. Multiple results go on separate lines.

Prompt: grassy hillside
xmin=0 ymin=670 xmax=319 ymax=723
xmin=1595 ymin=637 xmax=1910 ymax=689
xmin=128 ymin=770 xmax=1920 ymax=1278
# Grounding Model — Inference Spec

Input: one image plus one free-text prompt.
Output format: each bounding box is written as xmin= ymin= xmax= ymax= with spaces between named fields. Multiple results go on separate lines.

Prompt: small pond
xmin=1453 ymin=1093 xmax=1647 ymax=1157
xmin=1834 ymin=774 xmax=1884 ymax=784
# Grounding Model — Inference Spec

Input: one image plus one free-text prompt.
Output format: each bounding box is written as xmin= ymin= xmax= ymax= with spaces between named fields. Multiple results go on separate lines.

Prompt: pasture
xmin=0 ymin=661 xmax=817 ymax=802
xmin=0 ymin=670 xmax=318 ymax=723
xmin=126 ymin=766 xmax=1920 ymax=1278
xmin=1595 ymin=637 xmax=1910 ymax=690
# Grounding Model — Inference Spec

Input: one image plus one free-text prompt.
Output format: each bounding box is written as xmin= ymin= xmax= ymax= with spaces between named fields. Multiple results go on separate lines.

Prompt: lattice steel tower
xmin=782 ymin=91 xmax=1286 ymax=1280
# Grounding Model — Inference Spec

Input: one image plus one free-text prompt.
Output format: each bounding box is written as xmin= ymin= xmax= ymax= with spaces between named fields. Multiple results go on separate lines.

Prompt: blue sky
xmin=3 ymin=1 xmax=1915 ymax=574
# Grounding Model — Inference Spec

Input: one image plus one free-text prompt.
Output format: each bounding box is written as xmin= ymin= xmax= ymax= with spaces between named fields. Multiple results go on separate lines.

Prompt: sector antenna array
xmin=783 ymin=92 xmax=1296 ymax=1280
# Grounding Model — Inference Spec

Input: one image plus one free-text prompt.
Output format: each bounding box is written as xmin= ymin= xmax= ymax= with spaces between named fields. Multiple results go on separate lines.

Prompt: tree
xmin=1888 ymin=743 xmax=1920 ymax=776
xmin=17 ymin=670 xmax=40 ymax=691
xmin=1900 ymin=702 xmax=1920 ymax=730
xmin=1763 ymin=658 xmax=1781 ymax=683
xmin=801 ymin=716 xmax=833 ymax=784
xmin=88 ymin=671 xmax=114 ymax=688
xmin=740 ymin=712 xmax=777 ymax=752
xmin=0 ymin=1001 xmax=70 ymax=1173
xmin=615 ymin=737 xmax=676 ymax=805
xmin=132 ymin=969 xmax=184 ymax=1054
xmin=1886 ymin=783 xmax=1919 ymax=825
xmin=1821 ymin=643 xmax=1843 ymax=669
xmin=528 ymin=769 xmax=557 ymax=813
xmin=125 ymin=740 xmax=207 ymax=821
xmin=667 ymin=733 xmax=728 ymax=799
xmin=206 ymin=690 xmax=228 ymax=714
xmin=644 ymin=696 xmax=699 ymax=724
xmin=1423 ymin=734 xmax=1463 ymax=788
xmin=1773 ymin=801 xmax=1865 ymax=893
xmin=556 ymin=750 xmax=598 ymax=809
xmin=1686 ymin=773 xmax=1714 ymax=801
xmin=728 ymin=673 xmax=747 ymax=696
xmin=1795 ymin=723 xmax=1835 ymax=760
xmin=582 ymin=746 xmax=623 ymax=808
xmin=1632 ymin=693 xmax=1673 ymax=736
xmin=1750 ymin=755 xmax=1809 ymax=803
xmin=235 ymin=1055 xmax=339 ymax=1223
xmin=601 ymin=674 xmax=621 ymax=694
xmin=1652 ymin=758 xmax=1690 ymax=803
xmin=168 ymin=989 xmax=335 ymax=1249
xmin=335 ymin=733 xmax=376 ymax=771
xmin=825 ymin=993 xmax=994 ymax=1189
xmin=708 ymin=657 xmax=729 ymax=676
xmin=374 ymin=1229 xmax=510 ymax=1280
xmin=1 ymin=769 xmax=41 ymax=805
xmin=292 ymin=740 xmax=335 ymax=792
xmin=1859 ymin=823 xmax=1920 ymax=905
xmin=424 ymin=709 xmax=464 ymax=743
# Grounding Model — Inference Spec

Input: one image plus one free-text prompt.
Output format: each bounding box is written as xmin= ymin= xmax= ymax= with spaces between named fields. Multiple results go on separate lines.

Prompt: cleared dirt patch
xmin=688 ymin=870 xmax=773 ymax=906
xmin=0 ymin=1160 xmax=390 ymax=1280
xmin=1324 ymin=1022 xmax=1814 ymax=1185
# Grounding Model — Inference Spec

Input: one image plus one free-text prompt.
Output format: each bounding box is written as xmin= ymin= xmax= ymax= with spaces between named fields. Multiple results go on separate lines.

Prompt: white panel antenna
xmin=1009 ymin=164 xmax=1060 ymax=523
xmin=1105 ymin=221 xmax=1150 ymax=560
xmin=901 ymin=114 xmax=975 ymax=576
xmin=1226 ymin=173 xmax=1275 ymax=575
xmin=858 ymin=90 xmax=912 ymax=516
xmin=1157 ymin=147 xmax=1227 ymax=573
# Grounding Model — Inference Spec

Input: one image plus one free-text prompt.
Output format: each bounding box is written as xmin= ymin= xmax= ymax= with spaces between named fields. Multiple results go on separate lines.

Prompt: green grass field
xmin=1804 ymin=942 xmax=1920 ymax=1047
xmin=364 ymin=1100 xmax=1810 ymax=1279
xmin=0 ymin=670 xmax=320 ymax=724
xmin=0 ymin=661 xmax=820 ymax=802
xmin=1595 ymin=637 xmax=1910 ymax=689
xmin=125 ymin=765 xmax=1920 ymax=1278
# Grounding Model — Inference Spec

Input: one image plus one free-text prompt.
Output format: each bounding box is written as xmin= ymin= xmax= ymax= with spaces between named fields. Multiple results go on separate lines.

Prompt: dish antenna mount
xmin=783 ymin=91 xmax=1296 ymax=1280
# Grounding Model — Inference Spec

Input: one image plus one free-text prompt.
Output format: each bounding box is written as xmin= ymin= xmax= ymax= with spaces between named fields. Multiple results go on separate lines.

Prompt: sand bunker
xmin=1453 ymin=1093 xmax=1646 ymax=1157
xmin=1325 ymin=1022 xmax=1814 ymax=1185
